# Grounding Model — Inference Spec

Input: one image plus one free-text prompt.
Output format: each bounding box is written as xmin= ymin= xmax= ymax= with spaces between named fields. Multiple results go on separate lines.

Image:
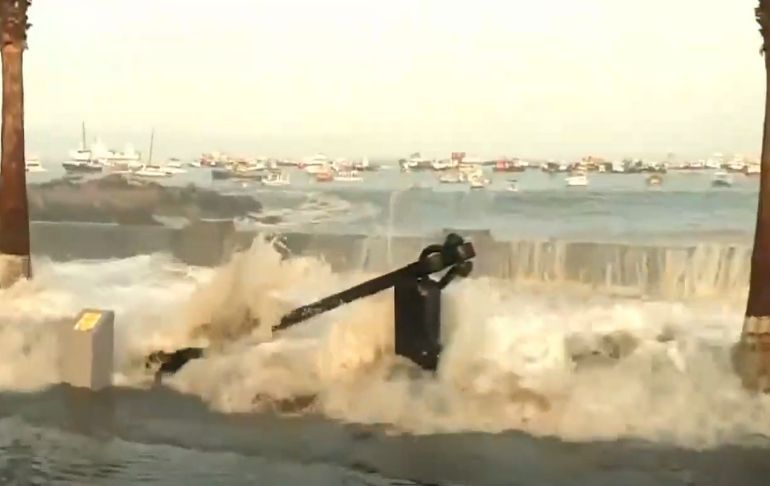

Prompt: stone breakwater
xmin=27 ymin=175 xmax=262 ymax=225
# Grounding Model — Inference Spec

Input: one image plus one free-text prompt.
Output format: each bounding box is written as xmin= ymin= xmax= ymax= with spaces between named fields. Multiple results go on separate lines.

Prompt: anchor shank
xmin=275 ymin=262 xmax=421 ymax=330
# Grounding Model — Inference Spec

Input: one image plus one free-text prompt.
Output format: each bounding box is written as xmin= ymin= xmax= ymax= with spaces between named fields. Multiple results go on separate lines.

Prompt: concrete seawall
xmin=29 ymin=222 xmax=750 ymax=300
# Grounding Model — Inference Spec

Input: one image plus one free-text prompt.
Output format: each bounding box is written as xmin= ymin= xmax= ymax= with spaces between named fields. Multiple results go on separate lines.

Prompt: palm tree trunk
xmin=0 ymin=0 xmax=30 ymax=286
xmin=736 ymin=2 xmax=770 ymax=390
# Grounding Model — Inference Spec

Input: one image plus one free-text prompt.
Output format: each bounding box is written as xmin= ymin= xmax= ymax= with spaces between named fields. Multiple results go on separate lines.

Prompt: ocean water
xmin=29 ymin=165 xmax=758 ymax=243
xmin=4 ymin=166 xmax=770 ymax=484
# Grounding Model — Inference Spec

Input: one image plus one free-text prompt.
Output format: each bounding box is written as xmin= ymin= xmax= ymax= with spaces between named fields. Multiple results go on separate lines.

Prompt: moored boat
xmin=62 ymin=160 xmax=102 ymax=173
xmin=744 ymin=164 xmax=760 ymax=176
xmin=26 ymin=157 xmax=46 ymax=173
xmin=133 ymin=164 xmax=171 ymax=178
xmin=468 ymin=174 xmax=490 ymax=189
xmin=565 ymin=171 xmax=588 ymax=187
xmin=262 ymin=171 xmax=290 ymax=187
xmin=334 ymin=170 xmax=363 ymax=182
xmin=439 ymin=172 xmax=464 ymax=184
xmin=712 ymin=170 xmax=733 ymax=187
xmin=646 ymin=174 xmax=663 ymax=186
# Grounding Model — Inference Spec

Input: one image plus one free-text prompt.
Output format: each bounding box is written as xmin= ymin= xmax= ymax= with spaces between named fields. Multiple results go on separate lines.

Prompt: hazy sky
xmin=23 ymin=0 xmax=764 ymax=161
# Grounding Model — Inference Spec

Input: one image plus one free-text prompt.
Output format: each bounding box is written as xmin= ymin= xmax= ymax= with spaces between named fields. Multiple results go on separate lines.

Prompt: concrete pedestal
xmin=59 ymin=309 xmax=115 ymax=391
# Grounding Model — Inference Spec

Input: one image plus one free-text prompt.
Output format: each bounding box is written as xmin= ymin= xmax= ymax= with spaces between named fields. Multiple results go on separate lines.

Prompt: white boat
xmin=25 ymin=156 xmax=46 ymax=173
xmin=431 ymin=159 xmax=455 ymax=171
xmin=725 ymin=159 xmax=746 ymax=173
xmin=305 ymin=164 xmax=331 ymax=175
xmin=705 ymin=153 xmax=725 ymax=170
xmin=677 ymin=160 xmax=706 ymax=171
xmin=133 ymin=164 xmax=171 ymax=178
xmin=167 ymin=158 xmax=184 ymax=169
xmin=334 ymin=170 xmax=363 ymax=182
xmin=439 ymin=172 xmax=463 ymax=184
xmin=459 ymin=165 xmax=483 ymax=178
xmin=712 ymin=170 xmax=733 ymax=187
xmin=152 ymin=156 xmax=187 ymax=174
xmin=69 ymin=147 xmax=92 ymax=162
xmin=262 ymin=171 xmax=290 ymax=186
xmin=646 ymin=174 xmax=663 ymax=187
xmin=507 ymin=180 xmax=519 ymax=192
xmin=92 ymin=141 xmax=141 ymax=165
xmin=462 ymin=155 xmax=486 ymax=165
xmin=230 ymin=162 xmax=262 ymax=174
xmin=405 ymin=152 xmax=430 ymax=169
xmin=315 ymin=169 xmax=334 ymax=182
xmin=566 ymin=172 xmax=589 ymax=187
xmin=745 ymin=163 xmax=760 ymax=176
xmin=468 ymin=174 xmax=490 ymax=189
xmin=106 ymin=165 xmax=133 ymax=175
xmin=62 ymin=160 xmax=102 ymax=173
xmin=162 ymin=164 xmax=187 ymax=175
xmin=300 ymin=153 xmax=330 ymax=167
xmin=353 ymin=156 xmax=374 ymax=171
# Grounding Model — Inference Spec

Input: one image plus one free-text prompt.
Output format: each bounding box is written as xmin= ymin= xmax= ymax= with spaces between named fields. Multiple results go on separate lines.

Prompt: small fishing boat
xmin=493 ymin=159 xmax=525 ymax=173
xmin=162 ymin=160 xmax=187 ymax=174
xmin=712 ymin=170 xmax=733 ymax=187
xmin=646 ymin=174 xmax=663 ymax=186
xmin=468 ymin=174 xmax=490 ymax=189
xmin=166 ymin=158 xmax=184 ymax=169
xmin=262 ymin=171 xmax=290 ymax=187
xmin=306 ymin=164 xmax=331 ymax=175
xmin=507 ymin=179 xmax=519 ymax=192
xmin=334 ymin=170 xmax=363 ymax=182
xmin=315 ymin=170 xmax=334 ymax=182
xmin=439 ymin=172 xmax=464 ymax=184
xmin=133 ymin=164 xmax=171 ymax=178
xmin=565 ymin=171 xmax=588 ymax=187
xmin=26 ymin=157 xmax=46 ymax=173
xmin=744 ymin=164 xmax=760 ymax=176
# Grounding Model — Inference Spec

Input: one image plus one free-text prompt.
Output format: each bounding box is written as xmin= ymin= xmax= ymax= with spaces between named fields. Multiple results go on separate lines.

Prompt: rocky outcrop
xmin=27 ymin=175 xmax=261 ymax=225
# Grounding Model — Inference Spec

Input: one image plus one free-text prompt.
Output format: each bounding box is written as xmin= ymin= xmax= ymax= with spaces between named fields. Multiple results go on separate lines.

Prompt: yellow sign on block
xmin=74 ymin=311 xmax=102 ymax=332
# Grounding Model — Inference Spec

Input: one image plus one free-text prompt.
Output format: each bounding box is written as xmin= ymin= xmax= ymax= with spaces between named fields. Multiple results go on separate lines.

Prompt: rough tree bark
xmin=735 ymin=1 xmax=770 ymax=391
xmin=0 ymin=0 xmax=30 ymax=286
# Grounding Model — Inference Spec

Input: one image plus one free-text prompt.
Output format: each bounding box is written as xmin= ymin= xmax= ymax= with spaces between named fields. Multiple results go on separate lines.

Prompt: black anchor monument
xmin=146 ymin=233 xmax=476 ymax=378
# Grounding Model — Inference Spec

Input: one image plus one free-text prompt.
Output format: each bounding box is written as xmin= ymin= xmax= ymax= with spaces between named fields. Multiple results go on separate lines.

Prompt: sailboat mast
xmin=148 ymin=128 xmax=154 ymax=164
xmin=81 ymin=121 xmax=86 ymax=150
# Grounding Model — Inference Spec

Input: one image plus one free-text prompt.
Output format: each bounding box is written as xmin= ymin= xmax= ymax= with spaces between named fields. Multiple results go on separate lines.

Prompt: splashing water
xmin=385 ymin=188 xmax=410 ymax=268
xmin=1 ymin=237 xmax=769 ymax=450
xmin=235 ymin=192 xmax=380 ymax=232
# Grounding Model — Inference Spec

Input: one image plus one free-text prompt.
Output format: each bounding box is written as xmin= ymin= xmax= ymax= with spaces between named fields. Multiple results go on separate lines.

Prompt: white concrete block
xmin=59 ymin=309 xmax=115 ymax=390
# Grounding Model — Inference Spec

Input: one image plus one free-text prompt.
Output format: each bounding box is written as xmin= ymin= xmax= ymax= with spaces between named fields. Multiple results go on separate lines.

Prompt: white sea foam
xmin=237 ymin=192 xmax=380 ymax=231
xmin=0 ymin=238 xmax=768 ymax=449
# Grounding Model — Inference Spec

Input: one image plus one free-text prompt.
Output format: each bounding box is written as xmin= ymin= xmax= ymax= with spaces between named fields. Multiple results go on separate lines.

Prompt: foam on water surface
xmin=0 ymin=238 xmax=769 ymax=450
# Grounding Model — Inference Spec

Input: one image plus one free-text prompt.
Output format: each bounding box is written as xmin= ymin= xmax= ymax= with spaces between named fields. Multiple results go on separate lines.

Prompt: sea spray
xmin=0 ymin=254 xmax=204 ymax=389
xmin=0 ymin=241 xmax=769 ymax=448
xmin=385 ymin=187 xmax=409 ymax=268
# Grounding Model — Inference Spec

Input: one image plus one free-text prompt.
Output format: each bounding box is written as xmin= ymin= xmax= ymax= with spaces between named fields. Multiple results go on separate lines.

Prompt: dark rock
xmin=27 ymin=175 xmax=262 ymax=226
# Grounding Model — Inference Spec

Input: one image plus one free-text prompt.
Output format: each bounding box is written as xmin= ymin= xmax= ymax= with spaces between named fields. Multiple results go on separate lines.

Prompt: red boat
xmin=493 ymin=159 xmax=524 ymax=172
